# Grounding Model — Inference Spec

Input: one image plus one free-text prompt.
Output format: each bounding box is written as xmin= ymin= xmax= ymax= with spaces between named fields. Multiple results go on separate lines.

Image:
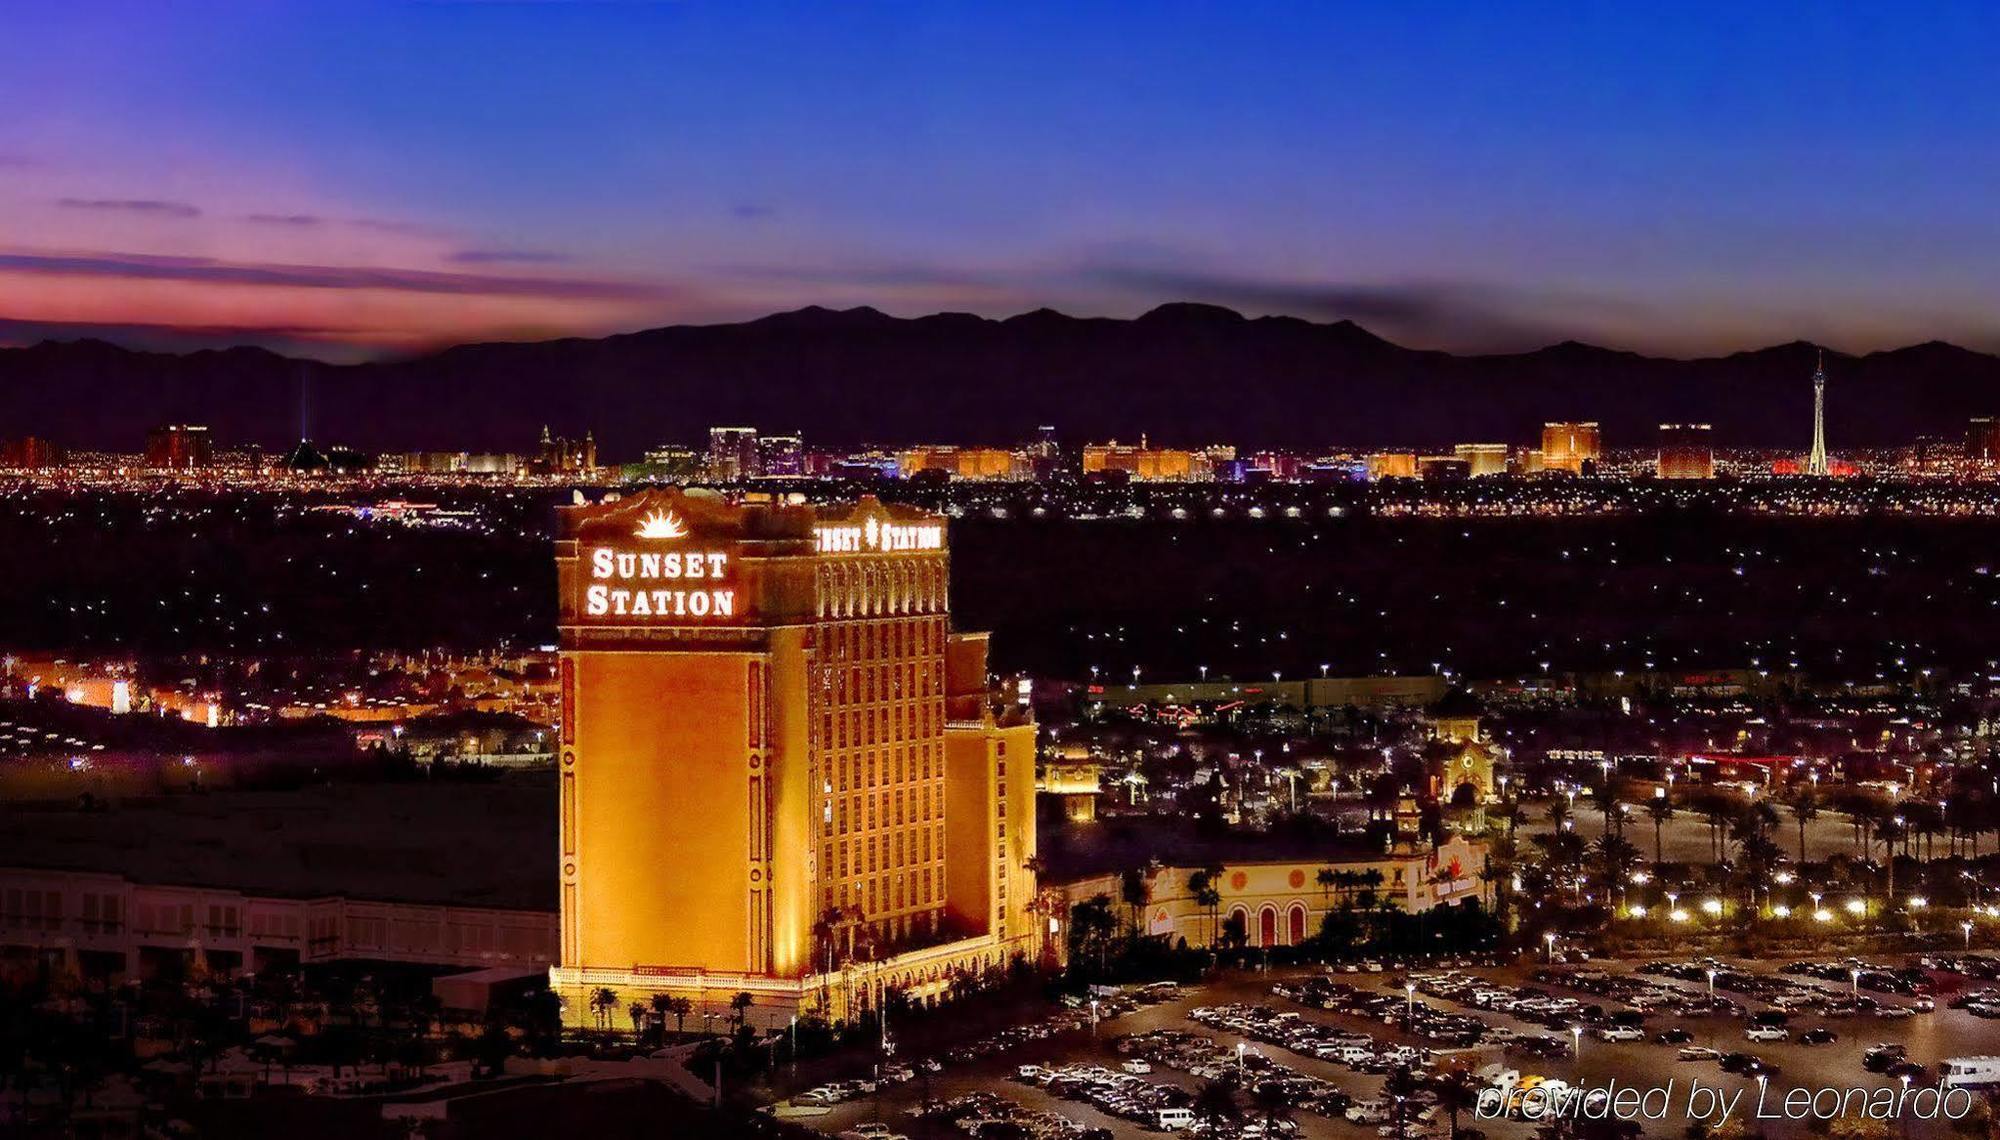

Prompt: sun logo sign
xmin=635 ymin=509 xmax=688 ymax=540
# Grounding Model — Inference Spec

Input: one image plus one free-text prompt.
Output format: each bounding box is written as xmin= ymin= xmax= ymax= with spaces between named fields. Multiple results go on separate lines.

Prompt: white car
xmin=1596 ymin=1026 xmax=1644 ymax=1042
xmin=1122 ymin=1059 xmax=1153 ymax=1074
xmin=1745 ymin=1026 xmax=1789 ymax=1042
xmin=1678 ymin=1047 xmax=1724 ymax=1061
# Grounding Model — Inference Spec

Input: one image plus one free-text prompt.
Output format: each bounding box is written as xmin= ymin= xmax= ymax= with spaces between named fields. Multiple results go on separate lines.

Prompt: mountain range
xmin=3 ymin=303 xmax=1997 ymax=457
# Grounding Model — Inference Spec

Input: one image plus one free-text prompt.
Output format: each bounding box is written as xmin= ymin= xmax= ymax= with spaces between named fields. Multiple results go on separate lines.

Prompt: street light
xmin=1571 ymin=1026 xmax=1582 ymax=1056
xmin=1405 ymin=982 xmax=1416 ymax=1023
xmin=1236 ymin=1041 xmax=1246 ymax=1081
xmin=1850 ymin=968 xmax=1861 ymax=997
xmin=1706 ymin=968 xmax=1716 ymax=998
xmin=1544 ymin=932 xmax=1557 ymax=963
xmin=1965 ymin=920 xmax=1976 ymax=949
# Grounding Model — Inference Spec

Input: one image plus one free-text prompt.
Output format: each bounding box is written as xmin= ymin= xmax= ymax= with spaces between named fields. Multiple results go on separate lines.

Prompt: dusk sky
xmin=5 ymin=1 xmax=2000 ymax=358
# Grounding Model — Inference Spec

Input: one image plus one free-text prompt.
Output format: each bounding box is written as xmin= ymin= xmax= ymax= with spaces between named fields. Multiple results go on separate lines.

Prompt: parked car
xmin=1720 ymin=1053 xmax=1779 ymax=1077
xmin=1678 ymin=1047 xmax=1724 ymax=1062
xmin=1863 ymin=1044 xmax=1908 ymax=1073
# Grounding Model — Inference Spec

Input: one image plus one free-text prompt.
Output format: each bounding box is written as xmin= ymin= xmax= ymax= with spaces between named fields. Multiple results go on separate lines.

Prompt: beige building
xmin=1365 ymin=452 xmax=1418 ymax=480
xmin=1059 ymin=836 xmax=1486 ymax=950
xmin=897 ymin=447 xmax=1028 ymax=481
xmin=1082 ymin=442 xmax=1205 ymax=481
xmin=1452 ymin=443 xmax=1509 ymax=478
xmin=1541 ymin=422 xmax=1601 ymax=474
xmin=550 ymin=490 xmax=1038 ymax=1027
xmin=0 ymin=866 xmax=554 ymax=982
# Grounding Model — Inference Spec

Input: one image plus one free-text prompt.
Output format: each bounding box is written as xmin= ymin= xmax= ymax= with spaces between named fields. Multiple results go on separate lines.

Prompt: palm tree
xmin=1316 ymin=866 xmax=1337 ymax=899
xmin=1786 ymin=785 xmax=1820 ymax=864
xmin=1069 ymin=894 xmax=1119 ymax=971
xmin=1734 ymin=830 xmax=1784 ymax=912
xmin=1384 ymin=1064 xmax=1423 ymax=1134
xmin=588 ymin=987 xmax=619 ymax=1032
xmin=1193 ymin=1076 xmax=1241 ymax=1128
xmin=728 ymin=991 xmax=754 ymax=1033
xmin=1119 ymin=866 xmax=1150 ymax=938
xmin=1874 ymin=816 xmax=1905 ymax=905
xmin=1646 ymin=795 xmax=1675 ymax=864
xmin=627 ymin=1002 xmax=646 ymax=1036
xmin=1591 ymin=832 xmax=1642 ymax=905
xmin=1189 ymin=864 xmax=1225 ymax=947
xmin=1252 ymin=1079 xmax=1295 ymax=1136
xmin=1432 ymin=1068 xmax=1484 ymax=1140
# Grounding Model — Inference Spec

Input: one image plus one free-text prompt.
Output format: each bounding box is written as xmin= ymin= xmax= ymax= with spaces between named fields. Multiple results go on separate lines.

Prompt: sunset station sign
xmin=814 ymin=516 xmax=944 ymax=554
xmin=583 ymin=510 xmax=737 ymax=619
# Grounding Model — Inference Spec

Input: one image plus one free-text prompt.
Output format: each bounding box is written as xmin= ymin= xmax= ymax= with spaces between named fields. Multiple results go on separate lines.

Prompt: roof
xmin=0 ymin=775 xmax=554 ymax=911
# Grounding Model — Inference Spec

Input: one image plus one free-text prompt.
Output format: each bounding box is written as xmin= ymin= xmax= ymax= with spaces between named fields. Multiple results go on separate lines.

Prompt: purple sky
xmin=5 ymin=1 xmax=2000 ymax=358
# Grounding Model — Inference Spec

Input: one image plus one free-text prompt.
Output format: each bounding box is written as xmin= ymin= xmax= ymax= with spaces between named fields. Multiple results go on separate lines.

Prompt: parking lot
xmin=778 ymin=953 xmax=2000 ymax=1139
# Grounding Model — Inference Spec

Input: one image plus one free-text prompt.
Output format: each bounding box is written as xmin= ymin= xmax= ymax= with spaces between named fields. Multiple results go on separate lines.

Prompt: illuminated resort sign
xmin=582 ymin=509 xmax=735 ymax=619
xmin=814 ymin=516 xmax=944 ymax=554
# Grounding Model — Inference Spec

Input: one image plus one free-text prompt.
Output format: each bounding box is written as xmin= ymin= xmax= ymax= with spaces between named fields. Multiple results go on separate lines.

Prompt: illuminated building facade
xmin=533 ymin=427 xmax=597 ymax=476
xmin=550 ymin=489 xmax=1036 ymax=1027
xmin=1657 ymin=423 xmax=1715 ymax=480
xmin=0 ymin=437 xmax=66 ymax=470
xmin=1058 ymin=836 xmax=1485 ymax=949
xmin=1365 ymin=452 xmax=1418 ymax=480
xmin=1452 ymin=443 xmax=1508 ymax=477
xmin=1540 ymin=422 xmax=1601 ymax=474
xmin=756 ymin=433 xmax=805 ymax=477
xmin=144 ymin=425 xmax=213 ymax=471
xmin=1967 ymin=418 xmax=2000 ymax=464
xmin=1417 ymin=456 xmax=1471 ymax=481
xmin=1082 ymin=441 xmax=1203 ymax=481
xmin=708 ymin=426 xmax=759 ymax=480
xmin=897 ymin=446 xmax=1027 ymax=481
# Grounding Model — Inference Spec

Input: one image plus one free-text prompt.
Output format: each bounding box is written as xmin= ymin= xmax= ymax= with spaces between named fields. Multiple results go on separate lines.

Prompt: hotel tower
xmin=549 ymin=489 xmax=1038 ymax=1027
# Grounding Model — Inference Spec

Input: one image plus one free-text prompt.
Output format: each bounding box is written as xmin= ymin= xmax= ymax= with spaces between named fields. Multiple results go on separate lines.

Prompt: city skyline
xmin=7 ymin=3 xmax=2000 ymax=358
xmin=6 ymin=301 xmax=1995 ymax=456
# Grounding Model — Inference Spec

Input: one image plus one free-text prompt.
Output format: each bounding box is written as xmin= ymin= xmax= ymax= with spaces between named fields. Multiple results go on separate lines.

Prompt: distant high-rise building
xmin=1366 ymin=452 xmax=1418 ymax=480
xmin=1030 ymin=425 xmax=1059 ymax=460
xmin=1657 ymin=424 xmax=1715 ymax=480
xmin=1417 ymin=456 xmax=1471 ymax=481
xmin=708 ymin=426 xmax=758 ymax=480
xmin=534 ymin=426 xmax=598 ymax=476
xmin=1807 ymin=351 xmax=1830 ymax=477
xmin=1452 ymin=443 xmax=1508 ymax=478
xmin=897 ymin=447 xmax=1027 ymax=481
xmin=145 ymin=424 xmax=213 ymax=470
xmin=755 ymin=433 xmax=805 ymax=477
xmin=639 ymin=445 xmax=704 ymax=481
xmin=0 ymin=437 xmax=66 ymax=470
xmin=1540 ymin=422 xmax=1601 ymax=474
xmin=1966 ymin=417 xmax=2000 ymax=464
xmin=1082 ymin=439 xmax=1204 ymax=481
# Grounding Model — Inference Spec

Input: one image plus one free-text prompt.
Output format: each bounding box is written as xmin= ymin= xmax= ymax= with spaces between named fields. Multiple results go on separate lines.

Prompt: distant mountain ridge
xmin=3 ymin=304 xmax=1998 ymax=456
